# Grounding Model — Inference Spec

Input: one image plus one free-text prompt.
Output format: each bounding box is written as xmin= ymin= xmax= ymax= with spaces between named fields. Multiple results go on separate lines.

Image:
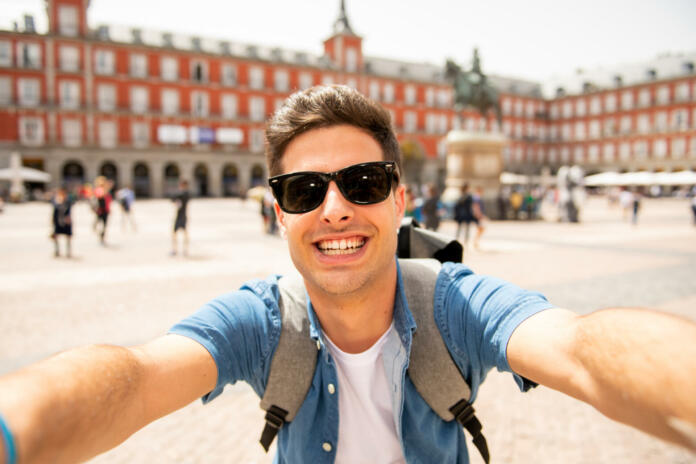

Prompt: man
xmin=0 ymin=85 xmax=695 ymax=464
xmin=171 ymin=179 xmax=190 ymax=256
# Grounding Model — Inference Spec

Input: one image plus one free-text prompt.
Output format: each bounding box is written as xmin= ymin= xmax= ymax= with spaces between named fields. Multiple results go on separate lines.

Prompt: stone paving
xmin=0 ymin=195 xmax=695 ymax=463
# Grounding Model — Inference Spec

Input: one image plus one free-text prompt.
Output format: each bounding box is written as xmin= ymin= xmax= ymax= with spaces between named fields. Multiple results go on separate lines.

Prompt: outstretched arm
xmin=0 ymin=335 xmax=216 ymax=464
xmin=507 ymin=307 xmax=696 ymax=452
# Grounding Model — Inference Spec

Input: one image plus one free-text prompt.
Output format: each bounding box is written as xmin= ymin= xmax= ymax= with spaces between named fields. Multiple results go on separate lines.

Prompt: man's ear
xmin=274 ymin=201 xmax=288 ymax=239
xmin=394 ymin=184 xmax=406 ymax=223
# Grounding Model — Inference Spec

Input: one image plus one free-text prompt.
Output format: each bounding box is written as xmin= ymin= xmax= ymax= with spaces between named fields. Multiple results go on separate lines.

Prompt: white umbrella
xmin=499 ymin=172 xmax=528 ymax=184
xmin=654 ymin=171 xmax=696 ymax=186
xmin=619 ymin=171 xmax=656 ymax=186
xmin=584 ymin=172 xmax=621 ymax=186
xmin=0 ymin=166 xmax=51 ymax=183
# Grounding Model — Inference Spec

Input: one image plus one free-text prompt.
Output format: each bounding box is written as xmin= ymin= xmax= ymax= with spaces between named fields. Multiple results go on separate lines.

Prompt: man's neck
xmin=307 ymin=266 xmax=398 ymax=354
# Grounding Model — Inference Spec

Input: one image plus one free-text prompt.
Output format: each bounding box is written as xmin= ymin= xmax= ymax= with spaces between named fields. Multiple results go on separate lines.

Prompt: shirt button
xmin=322 ymin=442 xmax=332 ymax=452
xmin=316 ymin=340 xmax=321 ymax=350
xmin=328 ymin=383 xmax=336 ymax=394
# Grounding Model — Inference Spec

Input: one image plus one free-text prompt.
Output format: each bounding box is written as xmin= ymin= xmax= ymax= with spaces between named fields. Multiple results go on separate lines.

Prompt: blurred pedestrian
xmin=262 ymin=188 xmax=277 ymax=235
xmin=50 ymin=187 xmax=73 ymax=258
xmin=116 ymin=185 xmax=137 ymax=232
xmin=92 ymin=176 xmax=112 ymax=245
xmin=471 ymin=186 xmax=487 ymax=249
xmin=421 ymin=184 xmax=443 ymax=231
xmin=632 ymin=189 xmax=642 ymax=225
xmin=454 ymin=184 xmax=475 ymax=243
xmin=509 ymin=188 xmax=523 ymax=220
xmin=171 ymin=179 xmax=190 ymax=256
xmin=619 ymin=187 xmax=633 ymax=222
xmin=690 ymin=186 xmax=696 ymax=225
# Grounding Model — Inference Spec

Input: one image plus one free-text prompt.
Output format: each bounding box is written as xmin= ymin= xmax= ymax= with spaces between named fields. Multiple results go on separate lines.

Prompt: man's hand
xmin=0 ymin=335 xmax=216 ymax=464
xmin=507 ymin=307 xmax=696 ymax=453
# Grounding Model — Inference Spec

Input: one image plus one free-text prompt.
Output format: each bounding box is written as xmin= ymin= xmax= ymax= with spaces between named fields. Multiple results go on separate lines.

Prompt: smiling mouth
xmin=315 ymin=237 xmax=366 ymax=255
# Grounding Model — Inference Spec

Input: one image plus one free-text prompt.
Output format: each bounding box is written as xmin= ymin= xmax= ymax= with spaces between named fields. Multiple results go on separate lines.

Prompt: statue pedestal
xmin=442 ymin=130 xmax=507 ymax=219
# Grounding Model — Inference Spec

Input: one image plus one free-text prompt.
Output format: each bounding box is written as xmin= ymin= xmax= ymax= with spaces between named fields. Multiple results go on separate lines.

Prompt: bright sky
xmin=1 ymin=0 xmax=695 ymax=83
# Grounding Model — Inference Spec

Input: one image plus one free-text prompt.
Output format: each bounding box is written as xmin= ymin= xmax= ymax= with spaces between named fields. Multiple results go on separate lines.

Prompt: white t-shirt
xmin=325 ymin=323 xmax=406 ymax=464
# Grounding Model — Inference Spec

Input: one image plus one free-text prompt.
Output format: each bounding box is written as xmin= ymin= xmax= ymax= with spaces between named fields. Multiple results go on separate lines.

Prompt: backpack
xmin=259 ymin=220 xmax=490 ymax=463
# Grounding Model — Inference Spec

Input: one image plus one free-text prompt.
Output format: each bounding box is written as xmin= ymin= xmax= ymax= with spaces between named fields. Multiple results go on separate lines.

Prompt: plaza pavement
xmin=0 ymin=195 xmax=695 ymax=463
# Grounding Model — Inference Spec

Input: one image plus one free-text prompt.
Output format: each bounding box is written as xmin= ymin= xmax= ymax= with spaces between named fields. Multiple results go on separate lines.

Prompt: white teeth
xmin=317 ymin=237 xmax=365 ymax=255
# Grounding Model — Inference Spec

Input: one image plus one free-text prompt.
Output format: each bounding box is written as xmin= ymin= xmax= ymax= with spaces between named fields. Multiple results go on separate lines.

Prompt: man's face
xmin=275 ymin=125 xmax=405 ymax=297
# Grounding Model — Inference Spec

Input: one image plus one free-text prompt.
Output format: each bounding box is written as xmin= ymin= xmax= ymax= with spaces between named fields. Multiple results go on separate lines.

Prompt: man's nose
xmin=319 ymin=181 xmax=354 ymax=225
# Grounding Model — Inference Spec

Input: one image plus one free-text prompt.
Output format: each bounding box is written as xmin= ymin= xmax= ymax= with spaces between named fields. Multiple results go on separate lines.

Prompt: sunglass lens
xmin=280 ymin=173 xmax=327 ymax=213
xmin=341 ymin=165 xmax=391 ymax=204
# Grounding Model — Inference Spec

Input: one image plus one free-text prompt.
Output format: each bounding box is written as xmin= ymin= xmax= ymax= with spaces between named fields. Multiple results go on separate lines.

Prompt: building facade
xmin=0 ymin=0 xmax=694 ymax=197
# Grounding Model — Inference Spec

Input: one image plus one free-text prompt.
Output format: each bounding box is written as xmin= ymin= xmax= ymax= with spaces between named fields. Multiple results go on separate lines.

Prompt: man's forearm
xmin=574 ymin=308 xmax=696 ymax=451
xmin=0 ymin=344 xmax=148 ymax=464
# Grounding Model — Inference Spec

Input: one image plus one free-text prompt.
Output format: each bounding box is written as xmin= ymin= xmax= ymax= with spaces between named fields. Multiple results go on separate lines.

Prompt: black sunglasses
xmin=268 ymin=161 xmax=399 ymax=214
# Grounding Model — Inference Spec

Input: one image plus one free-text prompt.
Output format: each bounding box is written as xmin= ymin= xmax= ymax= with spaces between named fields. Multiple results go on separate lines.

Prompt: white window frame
xmin=58 ymin=5 xmax=79 ymax=36
xmin=18 ymin=78 xmax=40 ymax=107
xmin=656 ymin=85 xmax=670 ymax=105
xmin=383 ymin=83 xmax=395 ymax=103
xmin=130 ymin=86 xmax=149 ymax=114
xmin=637 ymin=113 xmax=650 ymax=134
xmin=653 ymin=139 xmax=667 ymax=158
xmin=249 ymin=96 xmax=265 ymax=122
xmin=131 ymin=121 xmax=150 ymax=148
xmin=59 ymin=80 xmax=80 ymax=109
xmin=672 ymin=138 xmax=686 ymax=158
xmin=345 ymin=47 xmax=357 ymax=73
xmin=98 ymin=120 xmax=118 ymax=148
xmin=602 ymin=143 xmax=615 ymax=162
xmin=59 ymin=45 xmax=79 ymax=72
xmin=160 ymin=56 xmax=178 ymax=81
xmin=97 ymin=84 xmax=116 ymax=112
xmin=129 ymin=53 xmax=148 ymax=78
xmin=250 ymin=128 xmax=265 ymax=152
xmin=190 ymin=90 xmax=209 ymax=117
xmin=299 ymin=72 xmax=313 ymax=90
xmin=19 ymin=116 xmax=44 ymax=146
xmin=620 ymin=115 xmax=632 ymax=134
xmin=604 ymin=93 xmax=617 ymax=113
xmin=221 ymin=93 xmax=238 ymax=119
xmin=369 ymin=81 xmax=380 ymax=101
xmin=249 ymin=66 xmax=264 ymax=90
xmin=321 ymin=74 xmax=334 ymax=86
xmin=676 ymin=82 xmax=689 ymax=102
xmin=161 ymin=88 xmax=179 ymax=115
xmin=17 ymin=42 xmax=41 ymax=69
xmin=0 ymin=77 xmax=12 ymax=105
xmin=221 ymin=63 xmax=237 ymax=86
xmin=62 ymin=118 xmax=82 ymax=147
xmin=274 ymin=69 xmax=289 ymax=92
xmin=589 ymin=96 xmax=601 ymax=115
xmin=638 ymin=88 xmax=651 ymax=107
xmin=94 ymin=49 xmax=115 ymax=75
xmin=0 ymin=41 xmax=11 ymax=67
xmin=405 ymin=85 xmax=416 ymax=105
xmin=425 ymin=87 xmax=435 ymax=107
xmin=190 ymin=59 xmax=208 ymax=83
xmin=621 ymin=90 xmax=634 ymax=111
xmin=576 ymin=99 xmax=587 ymax=117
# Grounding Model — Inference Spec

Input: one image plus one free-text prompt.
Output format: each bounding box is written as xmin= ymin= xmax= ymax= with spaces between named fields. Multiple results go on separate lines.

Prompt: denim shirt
xmin=170 ymin=261 xmax=553 ymax=463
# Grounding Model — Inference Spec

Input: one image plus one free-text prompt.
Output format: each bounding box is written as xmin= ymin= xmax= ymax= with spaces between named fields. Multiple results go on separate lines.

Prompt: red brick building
xmin=0 ymin=0 xmax=694 ymax=197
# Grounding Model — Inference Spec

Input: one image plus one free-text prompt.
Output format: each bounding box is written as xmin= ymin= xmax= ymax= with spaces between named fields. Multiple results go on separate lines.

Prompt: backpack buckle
xmin=450 ymin=399 xmax=476 ymax=427
xmin=264 ymin=405 xmax=287 ymax=429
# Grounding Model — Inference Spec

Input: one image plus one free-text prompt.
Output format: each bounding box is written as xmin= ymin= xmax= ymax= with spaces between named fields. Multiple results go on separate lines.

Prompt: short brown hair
xmin=265 ymin=85 xmax=401 ymax=178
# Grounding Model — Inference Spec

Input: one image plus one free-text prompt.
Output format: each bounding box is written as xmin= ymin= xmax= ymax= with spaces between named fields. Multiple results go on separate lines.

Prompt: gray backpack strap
xmin=258 ymin=274 xmax=318 ymax=452
xmin=401 ymin=258 xmax=490 ymax=463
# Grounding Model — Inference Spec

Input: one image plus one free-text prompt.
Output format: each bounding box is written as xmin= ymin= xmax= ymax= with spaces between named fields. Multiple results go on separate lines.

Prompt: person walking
xmin=632 ymin=188 xmax=642 ymax=225
xmin=471 ymin=186 xmax=487 ymax=249
xmin=115 ymin=185 xmax=137 ymax=232
xmin=421 ymin=183 xmax=443 ymax=231
xmin=1 ymin=86 xmax=695 ymax=464
xmin=454 ymin=184 xmax=476 ymax=243
xmin=92 ymin=176 xmax=112 ymax=246
xmin=49 ymin=187 xmax=73 ymax=258
xmin=171 ymin=179 xmax=190 ymax=256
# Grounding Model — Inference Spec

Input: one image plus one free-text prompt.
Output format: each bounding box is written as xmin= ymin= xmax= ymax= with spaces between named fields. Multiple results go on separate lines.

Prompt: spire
xmin=333 ymin=0 xmax=356 ymax=35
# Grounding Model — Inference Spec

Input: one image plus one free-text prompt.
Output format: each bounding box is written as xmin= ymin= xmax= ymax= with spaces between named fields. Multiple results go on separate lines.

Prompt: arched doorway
xmin=194 ymin=163 xmax=209 ymax=197
xmin=222 ymin=163 xmax=239 ymax=197
xmin=133 ymin=163 xmax=150 ymax=198
xmin=164 ymin=163 xmax=180 ymax=196
xmin=250 ymin=164 xmax=265 ymax=187
xmin=62 ymin=160 xmax=85 ymax=192
xmin=99 ymin=161 xmax=118 ymax=189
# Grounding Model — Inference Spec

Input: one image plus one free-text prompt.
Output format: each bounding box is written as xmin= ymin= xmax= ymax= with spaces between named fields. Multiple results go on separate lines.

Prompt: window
xmin=439 ymin=114 xmax=448 ymax=134
xmin=299 ymin=72 xmax=313 ymax=90
xmin=0 ymin=41 xmax=11 ymax=67
xmin=437 ymin=90 xmax=450 ymax=108
xmin=59 ymin=46 xmax=79 ymax=72
xmin=345 ymin=78 xmax=357 ymax=89
xmin=604 ymin=93 xmax=616 ymax=113
xmin=619 ymin=142 xmax=631 ymax=161
xmin=676 ymin=83 xmax=689 ymax=102
xmin=691 ymin=137 xmax=696 ymax=158
xmin=94 ymin=49 xmax=115 ymax=75
xmin=130 ymin=86 xmax=148 ymax=113
xmin=98 ymin=120 xmax=117 ymax=148
xmin=638 ymin=88 xmax=651 ymax=107
xmin=249 ymin=96 xmax=265 ymax=122
xmin=369 ymin=81 xmax=380 ymax=101
xmin=221 ymin=94 xmax=238 ymax=119
xmin=502 ymin=121 xmax=512 ymax=136
xmin=62 ymin=119 xmax=81 ymax=147
xmin=425 ymin=88 xmax=435 ymax=107
xmin=345 ymin=47 xmax=357 ymax=73
xmin=190 ymin=60 xmax=208 ymax=83
xmin=405 ymin=85 xmax=416 ymax=105
xmin=97 ymin=84 xmax=116 ymax=111
xmin=19 ymin=117 xmax=44 ymax=146
xmin=655 ymin=111 xmax=668 ymax=131
xmin=637 ymin=114 xmax=650 ymax=134
xmin=160 ymin=57 xmax=178 ymax=81
xmin=633 ymin=140 xmax=648 ymax=159
xmin=514 ymin=100 xmax=523 ymax=117
xmin=550 ymin=103 xmax=559 ymax=119
xmin=589 ymin=96 xmax=601 ymax=115
xmin=425 ymin=113 xmax=436 ymax=134
xmin=548 ymin=148 xmax=558 ymax=164
xmin=602 ymin=143 xmax=615 ymax=162
xmin=404 ymin=111 xmax=417 ymax=132
xmin=221 ymin=64 xmax=237 ymax=86
xmin=671 ymin=109 xmax=688 ymax=130
xmin=0 ymin=77 xmax=11 ymax=105
xmin=653 ymin=139 xmax=667 ymax=158
xmin=656 ymin=85 xmax=670 ymax=105
xmin=129 ymin=54 xmax=148 ymax=78
xmin=18 ymin=78 xmax=40 ymax=107
xmin=603 ymin=118 xmax=615 ymax=137
xmin=576 ymin=99 xmax=587 ymax=117
xmin=561 ymin=123 xmax=571 ymax=140
xmin=161 ymin=89 xmax=179 ymax=115
xmin=321 ymin=74 xmax=334 ymax=86
xmin=131 ymin=121 xmax=149 ymax=148
xmin=383 ymin=83 xmax=394 ymax=103
xmin=274 ymin=98 xmax=284 ymax=113
xmin=619 ymin=115 xmax=632 ymax=134
xmin=621 ymin=90 xmax=633 ymax=110
xmin=525 ymin=102 xmax=535 ymax=118
xmin=17 ymin=43 xmax=41 ymax=69
xmin=562 ymin=101 xmax=573 ymax=118
xmin=573 ymin=146 xmax=584 ymax=164
xmin=588 ymin=144 xmax=599 ymax=163
xmin=249 ymin=66 xmax=264 ymax=90
xmin=574 ymin=121 xmax=586 ymax=141
xmin=58 ymin=5 xmax=79 ymax=36
xmin=190 ymin=91 xmax=209 ymax=117
xmin=59 ymin=80 xmax=80 ymax=109
xmin=274 ymin=69 xmax=289 ymax=92
xmin=672 ymin=138 xmax=686 ymax=158
xmin=589 ymin=120 xmax=601 ymax=139
xmin=560 ymin=147 xmax=570 ymax=163
xmin=250 ymin=128 xmax=265 ymax=152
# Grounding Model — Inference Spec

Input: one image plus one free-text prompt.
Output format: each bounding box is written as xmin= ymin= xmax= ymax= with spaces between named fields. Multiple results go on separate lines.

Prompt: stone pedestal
xmin=442 ymin=130 xmax=507 ymax=219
